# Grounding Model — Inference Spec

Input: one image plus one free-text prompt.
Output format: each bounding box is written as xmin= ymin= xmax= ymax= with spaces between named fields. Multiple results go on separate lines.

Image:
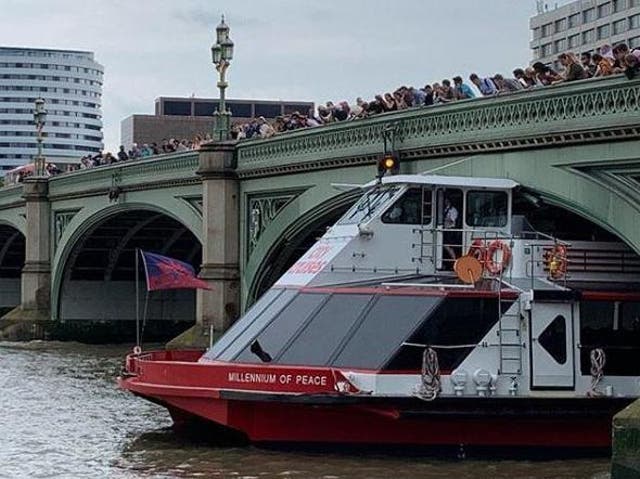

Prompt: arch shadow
xmin=51 ymin=204 xmax=202 ymax=341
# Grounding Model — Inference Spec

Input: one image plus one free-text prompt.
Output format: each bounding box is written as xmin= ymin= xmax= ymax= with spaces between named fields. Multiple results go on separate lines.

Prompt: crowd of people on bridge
xmin=3 ymin=134 xmax=210 ymax=185
xmin=3 ymin=42 xmax=640 ymax=186
xmin=77 ymin=135 xmax=211 ymax=170
xmin=231 ymin=42 xmax=640 ymax=140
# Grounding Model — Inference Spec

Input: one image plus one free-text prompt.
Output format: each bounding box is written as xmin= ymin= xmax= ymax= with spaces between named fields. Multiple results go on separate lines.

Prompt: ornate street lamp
xmin=33 ymin=97 xmax=47 ymax=177
xmin=211 ymin=15 xmax=235 ymax=141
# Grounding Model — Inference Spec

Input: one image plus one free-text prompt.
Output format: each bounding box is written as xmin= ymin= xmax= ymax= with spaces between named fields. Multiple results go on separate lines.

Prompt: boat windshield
xmin=338 ymin=186 xmax=400 ymax=225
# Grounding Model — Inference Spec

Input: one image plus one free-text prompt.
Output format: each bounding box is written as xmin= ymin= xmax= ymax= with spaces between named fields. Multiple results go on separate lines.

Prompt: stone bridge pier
xmin=170 ymin=141 xmax=240 ymax=348
xmin=0 ymin=142 xmax=241 ymax=344
xmin=2 ymin=179 xmax=51 ymax=338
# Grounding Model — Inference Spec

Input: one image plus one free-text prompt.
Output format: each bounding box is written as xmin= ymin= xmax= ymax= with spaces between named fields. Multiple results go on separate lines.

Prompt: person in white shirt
xmin=443 ymin=197 xmax=459 ymax=266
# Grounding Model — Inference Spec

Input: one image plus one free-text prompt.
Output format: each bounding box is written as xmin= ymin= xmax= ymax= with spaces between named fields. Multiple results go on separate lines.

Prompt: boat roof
xmin=363 ymin=175 xmax=519 ymax=190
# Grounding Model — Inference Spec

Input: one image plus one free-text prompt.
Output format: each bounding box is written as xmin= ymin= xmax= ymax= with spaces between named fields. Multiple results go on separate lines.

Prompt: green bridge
xmin=0 ymin=76 xmax=640 ymax=342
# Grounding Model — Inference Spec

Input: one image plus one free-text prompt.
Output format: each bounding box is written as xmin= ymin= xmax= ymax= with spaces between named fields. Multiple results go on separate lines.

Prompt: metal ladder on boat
xmin=497 ymin=279 xmax=524 ymax=375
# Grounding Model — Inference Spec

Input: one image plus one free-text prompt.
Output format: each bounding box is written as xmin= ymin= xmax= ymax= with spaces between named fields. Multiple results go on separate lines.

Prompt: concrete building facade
xmin=120 ymin=97 xmax=314 ymax=149
xmin=0 ymin=47 xmax=104 ymax=172
xmin=530 ymin=0 xmax=640 ymax=68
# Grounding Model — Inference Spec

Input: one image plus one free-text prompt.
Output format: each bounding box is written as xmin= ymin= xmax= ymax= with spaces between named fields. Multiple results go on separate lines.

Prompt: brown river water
xmin=0 ymin=342 xmax=611 ymax=479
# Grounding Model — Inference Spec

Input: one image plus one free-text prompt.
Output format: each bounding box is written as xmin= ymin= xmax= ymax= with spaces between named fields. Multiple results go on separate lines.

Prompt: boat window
xmin=381 ymin=187 xmax=432 ymax=225
xmin=338 ymin=186 xmax=399 ymax=224
xmin=466 ymin=191 xmax=508 ymax=228
xmin=277 ymin=294 xmax=374 ymax=365
xmin=234 ymin=293 xmax=328 ymax=363
xmin=538 ymin=315 xmax=567 ymax=364
xmin=385 ymin=297 xmax=501 ymax=372
xmin=215 ymin=288 xmax=298 ymax=361
xmin=203 ymin=288 xmax=283 ymax=360
xmin=580 ymin=301 xmax=640 ymax=376
xmin=331 ymin=295 xmax=442 ymax=369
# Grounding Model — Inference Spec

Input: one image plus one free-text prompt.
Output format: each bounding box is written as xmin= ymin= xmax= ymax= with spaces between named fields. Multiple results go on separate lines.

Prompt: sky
xmin=0 ymin=0 xmax=539 ymax=151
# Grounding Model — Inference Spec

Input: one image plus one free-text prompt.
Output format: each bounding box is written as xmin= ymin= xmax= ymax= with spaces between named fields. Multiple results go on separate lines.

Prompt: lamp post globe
xmin=212 ymin=15 xmax=233 ymax=141
xmin=33 ymin=97 xmax=47 ymax=177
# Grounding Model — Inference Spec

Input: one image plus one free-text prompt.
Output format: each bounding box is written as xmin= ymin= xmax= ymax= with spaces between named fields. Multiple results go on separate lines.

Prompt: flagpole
xmin=141 ymin=289 xmax=150 ymax=350
xmin=135 ymin=248 xmax=140 ymax=350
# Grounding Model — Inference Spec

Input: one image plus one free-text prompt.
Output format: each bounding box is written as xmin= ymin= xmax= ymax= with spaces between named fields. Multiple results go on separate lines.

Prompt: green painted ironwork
xmin=236 ymin=76 xmax=640 ymax=177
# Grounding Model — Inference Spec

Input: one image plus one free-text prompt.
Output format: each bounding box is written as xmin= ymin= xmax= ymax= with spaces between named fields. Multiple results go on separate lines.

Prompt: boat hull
xmin=118 ymin=350 xmax=631 ymax=449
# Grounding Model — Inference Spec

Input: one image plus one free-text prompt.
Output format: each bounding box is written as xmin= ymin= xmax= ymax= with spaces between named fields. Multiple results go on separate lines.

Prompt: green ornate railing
xmin=236 ymin=76 xmax=640 ymax=177
xmin=47 ymin=151 xmax=199 ymax=199
xmin=2 ymin=77 xmax=639 ymax=193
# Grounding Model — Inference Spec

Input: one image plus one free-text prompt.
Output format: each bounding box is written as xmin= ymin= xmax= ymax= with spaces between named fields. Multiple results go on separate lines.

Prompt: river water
xmin=0 ymin=342 xmax=611 ymax=479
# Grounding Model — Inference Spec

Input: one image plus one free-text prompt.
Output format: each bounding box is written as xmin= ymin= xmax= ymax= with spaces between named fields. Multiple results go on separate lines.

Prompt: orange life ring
xmin=546 ymin=244 xmax=568 ymax=279
xmin=485 ymin=240 xmax=512 ymax=275
xmin=467 ymin=239 xmax=486 ymax=264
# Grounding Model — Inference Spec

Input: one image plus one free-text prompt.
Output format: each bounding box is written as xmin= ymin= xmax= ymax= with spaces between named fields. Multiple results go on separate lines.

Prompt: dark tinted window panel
xmin=283 ymin=104 xmax=312 ymax=115
xmin=228 ymin=102 xmax=252 ymax=117
xmin=580 ymin=301 xmax=640 ymax=376
xmin=235 ymin=293 xmax=328 ymax=363
xmin=164 ymin=101 xmax=191 ymax=116
xmin=278 ymin=294 xmax=373 ymax=366
xmin=332 ymin=295 xmax=441 ymax=369
xmin=204 ymin=288 xmax=283 ymax=360
xmin=386 ymin=298 xmax=500 ymax=372
xmin=539 ymin=315 xmax=567 ymax=364
xmin=217 ymin=289 xmax=297 ymax=361
xmin=194 ymin=101 xmax=218 ymax=116
xmin=254 ymin=104 xmax=282 ymax=118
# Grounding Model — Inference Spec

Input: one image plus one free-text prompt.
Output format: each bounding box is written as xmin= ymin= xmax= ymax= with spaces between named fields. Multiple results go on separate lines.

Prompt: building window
xmin=163 ymin=100 xmax=191 ymax=116
xmin=569 ymin=13 xmax=581 ymax=28
xmin=555 ymin=18 xmax=568 ymax=33
xmin=631 ymin=0 xmax=640 ymax=7
xmin=568 ymin=34 xmax=581 ymax=48
xmin=533 ymin=27 xmax=541 ymax=40
xmin=583 ymin=29 xmax=596 ymax=43
xmin=283 ymin=104 xmax=313 ymax=115
xmin=541 ymin=43 xmax=553 ymax=57
xmin=193 ymin=101 xmax=218 ymax=116
xmin=532 ymin=47 xmax=541 ymax=59
xmin=630 ymin=36 xmax=640 ymax=47
xmin=614 ymin=18 xmax=628 ymax=34
xmin=254 ymin=104 xmax=282 ymax=118
xmin=613 ymin=0 xmax=626 ymax=12
xmin=555 ymin=38 xmax=568 ymax=52
xmin=584 ymin=8 xmax=596 ymax=23
xmin=631 ymin=14 xmax=640 ymax=29
xmin=542 ymin=23 xmax=553 ymax=37
xmin=598 ymin=23 xmax=611 ymax=39
xmin=227 ymin=102 xmax=252 ymax=117
xmin=598 ymin=2 xmax=612 ymax=18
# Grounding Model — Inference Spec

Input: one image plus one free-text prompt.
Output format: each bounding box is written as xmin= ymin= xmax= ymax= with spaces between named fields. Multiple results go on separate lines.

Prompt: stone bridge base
xmin=0 ymin=306 xmax=50 ymax=340
xmin=165 ymin=324 xmax=225 ymax=350
xmin=611 ymin=399 xmax=640 ymax=478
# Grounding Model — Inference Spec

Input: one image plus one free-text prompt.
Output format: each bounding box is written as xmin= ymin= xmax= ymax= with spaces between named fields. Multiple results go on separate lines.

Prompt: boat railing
xmin=523 ymin=240 xmax=571 ymax=289
xmin=411 ymin=226 xmax=515 ymax=282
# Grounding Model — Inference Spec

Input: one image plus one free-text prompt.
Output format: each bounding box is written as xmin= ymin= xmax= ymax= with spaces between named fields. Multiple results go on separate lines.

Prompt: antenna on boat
xmin=419 ymin=156 xmax=475 ymax=176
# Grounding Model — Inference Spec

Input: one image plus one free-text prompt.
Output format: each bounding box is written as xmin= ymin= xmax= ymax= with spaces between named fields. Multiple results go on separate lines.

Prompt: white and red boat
xmin=119 ymin=174 xmax=640 ymax=449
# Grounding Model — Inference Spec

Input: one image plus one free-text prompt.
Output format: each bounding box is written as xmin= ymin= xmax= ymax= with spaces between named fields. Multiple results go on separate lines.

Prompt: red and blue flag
xmin=140 ymin=251 xmax=211 ymax=291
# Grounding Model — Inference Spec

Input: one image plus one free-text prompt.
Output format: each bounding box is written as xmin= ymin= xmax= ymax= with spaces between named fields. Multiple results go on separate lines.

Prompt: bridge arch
xmin=51 ymin=203 xmax=202 ymax=341
xmin=245 ymin=189 xmax=361 ymax=306
xmin=243 ymin=153 xmax=640 ymax=309
xmin=0 ymin=222 xmax=25 ymax=313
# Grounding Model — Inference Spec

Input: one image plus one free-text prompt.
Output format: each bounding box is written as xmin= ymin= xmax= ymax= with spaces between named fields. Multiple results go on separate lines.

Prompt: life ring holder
xmin=485 ymin=240 xmax=512 ymax=275
xmin=546 ymin=244 xmax=568 ymax=279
